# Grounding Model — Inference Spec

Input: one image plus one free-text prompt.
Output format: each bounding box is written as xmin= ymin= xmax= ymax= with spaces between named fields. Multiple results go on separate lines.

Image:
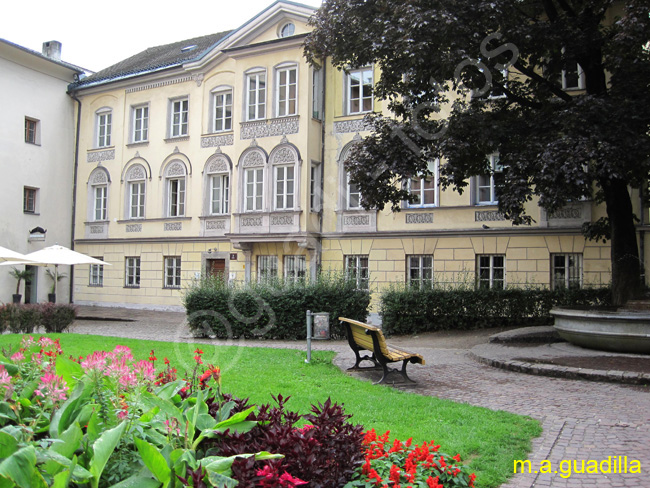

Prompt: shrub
xmin=183 ymin=273 xmax=371 ymax=340
xmin=40 ymin=303 xmax=77 ymax=333
xmin=205 ymin=394 xmax=365 ymax=488
xmin=380 ymin=285 xmax=611 ymax=335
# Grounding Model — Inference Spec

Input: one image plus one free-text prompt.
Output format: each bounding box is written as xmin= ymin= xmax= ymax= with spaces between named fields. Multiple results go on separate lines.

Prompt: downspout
xmin=69 ymin=89 xmax=82 ymax=304
xmin=318 ymin=61 xmax=327 ymax=274
xmin=640 ymin=189 xmax=645 ymax=287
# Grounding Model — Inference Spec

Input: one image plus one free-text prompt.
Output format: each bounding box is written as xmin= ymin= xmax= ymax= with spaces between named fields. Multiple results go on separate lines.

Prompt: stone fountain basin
xmin=551 ymin=308 xmax=650 ymax=355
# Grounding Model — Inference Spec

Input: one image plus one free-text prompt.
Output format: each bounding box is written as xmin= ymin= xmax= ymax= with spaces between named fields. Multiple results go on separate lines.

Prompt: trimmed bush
xmin=183 ymin=273 xmax=371 ymax=340
xmin=380 ymin=285 xmax=611 ymax=335
xmin=40 ymin=303 xmax=77 ymax=333
xmin=0 ymin=303 xmax=76 ymax=334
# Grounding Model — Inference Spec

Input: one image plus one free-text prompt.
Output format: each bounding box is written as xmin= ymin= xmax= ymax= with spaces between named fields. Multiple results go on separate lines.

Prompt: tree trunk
xmin=603 ymin=178 xmax=642 ymax=305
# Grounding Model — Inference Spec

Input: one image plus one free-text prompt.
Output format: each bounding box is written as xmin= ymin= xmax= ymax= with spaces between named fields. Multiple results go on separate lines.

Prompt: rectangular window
xmin=408 ymin=177 xmax=437 ymax=207
xmin=552 ymin=254 xmax=583 ymax=290
xmin=164 ymin=256 xmax=182 ymax=289
xmin=257 ymin=255 xmax=278 ymax=282
xmin=213 ymin=91 xmax=233 ymax=132
xmin=408 ymin=255 xmax=433 ymax=288
xmin=477 ymin=255 xmax=505 ymax=290
xmin=347 ymin=173 xmax=361 ymax=209
xmin=347 ymin=68 xmax=373 ymax=114
xmin=284 ymin=255 xmax=306 ymax=281
xmin=312 ymin=68 xmax=323 ymax=119
xmin=246 ymin=72 xmax=266 ymax=121
xmin=23 ymin=187 xmax=37 ymax=213
xmin=310 ymin=163 xmax=321 ymax=212
xmin=245 ymin=168 xmax=264 ymax=211
xmin=171 ymin=98 xmax=189 ymax=137
xmin=125 ymin=257 xmax=140 ymax=288
xmin=97 ymin=111 xmax=112 ymax=147
xmin=25 ymin=118 xmax=38 ymax=144
xmin=211 ymin=174 xmax=230 ymax=214
xmin=168 ymin=178 xmax=185 ymax=217
xmin=274 ymin=165 xmax=295 ymax=210
xmin=562 ymin=59 xmax=585 ymax=90
xmin=89 ymin=258 xmax=104 ymax=287
xmin=94 ymin=186 xmax=107 ymax=221
xmin=129 ymin=181 xmax=145 ymax=219
xmin=345 ymin=255 xmax=369 ymax=290
xmin=132 ymin=105 xmax=149 ymax=142
xmin=276 ymin=66 xmax=297 ymax=117
xmin=476 ymin=154 xmax=503 ymax=205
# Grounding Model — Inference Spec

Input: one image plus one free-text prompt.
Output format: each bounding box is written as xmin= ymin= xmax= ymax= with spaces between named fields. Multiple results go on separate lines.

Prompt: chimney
xmin=42 ymin=41 xmax=62 ymax=61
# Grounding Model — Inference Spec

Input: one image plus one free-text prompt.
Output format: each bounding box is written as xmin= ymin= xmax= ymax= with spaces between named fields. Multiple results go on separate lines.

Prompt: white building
xmin=0 ymin=39 xmax=85 ymax=304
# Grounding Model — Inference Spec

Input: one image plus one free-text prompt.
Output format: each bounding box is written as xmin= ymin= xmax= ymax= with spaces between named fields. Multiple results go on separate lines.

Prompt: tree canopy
xmin=304 ymin=0 xmax=650 ymax=304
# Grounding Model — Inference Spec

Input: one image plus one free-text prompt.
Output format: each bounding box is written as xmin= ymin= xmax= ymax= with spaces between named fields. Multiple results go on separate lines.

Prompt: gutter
xmin=68 ymin=89 xmax=82 ymax=304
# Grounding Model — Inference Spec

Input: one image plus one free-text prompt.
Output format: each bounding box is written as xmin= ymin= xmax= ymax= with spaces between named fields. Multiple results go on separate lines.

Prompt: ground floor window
xmin=284 ymin=255 xmax=306 ymax=282
xmin=257 ymin=255 xmax=278 ymax=282
xmin=551 ymin=253 xmax=583 ymax=290
xmin=164 ymin=256 xmax=182 ymax=289
xmin=89 ymin=259 xmax=103 ymax=287
xmin=345 ymin=255 xmax=369 ymax=290
xmin=477 ymin=254 xmax=505 ymax=290
xmin=125 ymin=257 xmax=140 ymax=288
xmin=407 ymin=255 xmax=433 ymax=288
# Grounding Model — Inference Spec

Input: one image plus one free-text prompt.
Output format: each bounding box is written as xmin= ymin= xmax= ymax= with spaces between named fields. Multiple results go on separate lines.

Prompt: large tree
xmin=305 ymin=0 xmax=650 ymax=305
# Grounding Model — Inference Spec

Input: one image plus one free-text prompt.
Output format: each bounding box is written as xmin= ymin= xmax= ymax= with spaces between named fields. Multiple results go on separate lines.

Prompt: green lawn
xmin=0 ymin=333 xmax=541 ymax=488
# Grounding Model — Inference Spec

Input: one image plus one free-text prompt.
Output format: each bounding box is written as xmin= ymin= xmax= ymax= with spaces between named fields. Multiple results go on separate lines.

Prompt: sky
xmin=2 ymin=0 xmax=323 ymax=72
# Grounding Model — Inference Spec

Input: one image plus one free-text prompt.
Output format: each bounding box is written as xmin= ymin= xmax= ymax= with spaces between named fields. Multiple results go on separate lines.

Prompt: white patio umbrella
xmin=0 ymin=246 xmax=37 ymax=263
xmin=0 ymin=245 xmax=111 ymax=299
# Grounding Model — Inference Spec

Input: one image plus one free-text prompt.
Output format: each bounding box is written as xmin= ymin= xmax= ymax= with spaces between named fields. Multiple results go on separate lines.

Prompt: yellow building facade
xmin=70 ymin=1 xmax=624 ymax=312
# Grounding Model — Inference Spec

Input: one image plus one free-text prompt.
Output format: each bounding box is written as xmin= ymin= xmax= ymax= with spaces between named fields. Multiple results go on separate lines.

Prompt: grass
xmin=0 ymin=333 xmax=541 ymax=488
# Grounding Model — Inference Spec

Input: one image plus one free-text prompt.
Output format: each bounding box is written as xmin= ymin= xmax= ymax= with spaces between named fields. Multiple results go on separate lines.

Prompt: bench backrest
xmin=339 ymin=317 xmax=390 ymax=357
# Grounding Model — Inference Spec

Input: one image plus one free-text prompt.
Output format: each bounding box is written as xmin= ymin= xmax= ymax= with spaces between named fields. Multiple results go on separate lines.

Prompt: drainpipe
xmin=69 ymin=89 xmax=82 ymax=304
xmin=640 ymin=189 xmax=646 ymax=287
xmin=318 ymin=61 xmax=327 ymax=270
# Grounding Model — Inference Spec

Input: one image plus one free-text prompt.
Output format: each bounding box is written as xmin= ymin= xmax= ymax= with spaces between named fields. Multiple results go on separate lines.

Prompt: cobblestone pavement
xmin=71 ymin=307 xmax=650 ymax=488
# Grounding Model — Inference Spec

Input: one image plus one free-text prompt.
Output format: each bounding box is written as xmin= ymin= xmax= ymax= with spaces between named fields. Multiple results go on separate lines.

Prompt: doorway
xmin=24 ymin=265 xmax=38 ymax=304
xmin=206 ymin=259 xmax=226 ymax=281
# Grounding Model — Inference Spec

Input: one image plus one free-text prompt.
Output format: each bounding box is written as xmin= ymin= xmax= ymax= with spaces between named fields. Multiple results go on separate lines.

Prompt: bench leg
xmin=399 ymin=359 xmax=416 ymax=383
xmin=372 ymin=359 xmax=416 ymax=385
xmin=348 ymin=351 xmax=380 ymax=371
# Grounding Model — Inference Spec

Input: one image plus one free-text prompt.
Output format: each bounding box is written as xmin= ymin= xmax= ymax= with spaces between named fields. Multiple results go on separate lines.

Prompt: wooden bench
xmin=339 ymin=317 xmax=425 ymax=384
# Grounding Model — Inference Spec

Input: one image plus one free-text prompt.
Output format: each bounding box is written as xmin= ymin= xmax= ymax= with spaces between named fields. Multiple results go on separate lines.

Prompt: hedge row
xmin=380 ymin=286 xmax=611 ymax=335
xmin=183 ymin=274 xmax=371 ymax=340
xmin=0 ymin=303 xmax=77 ymax=334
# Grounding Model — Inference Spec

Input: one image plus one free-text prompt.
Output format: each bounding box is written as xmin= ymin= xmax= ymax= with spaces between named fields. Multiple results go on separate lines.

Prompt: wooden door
xmin=207 ymin=259 xmax=226 ymax=281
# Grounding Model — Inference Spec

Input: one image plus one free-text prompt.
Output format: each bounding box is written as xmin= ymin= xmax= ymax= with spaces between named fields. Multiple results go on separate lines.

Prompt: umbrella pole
xmin=54 ymin=265 xmax=58 ymax=303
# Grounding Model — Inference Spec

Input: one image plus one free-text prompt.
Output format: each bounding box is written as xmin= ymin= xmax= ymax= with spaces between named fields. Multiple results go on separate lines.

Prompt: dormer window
xmin=279 ymin=22 xmax=295 ymax=38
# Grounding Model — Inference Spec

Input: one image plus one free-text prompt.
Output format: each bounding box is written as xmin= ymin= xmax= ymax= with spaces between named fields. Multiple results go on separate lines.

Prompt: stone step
xmin=623 ymin=300 xmax=650 ymax=311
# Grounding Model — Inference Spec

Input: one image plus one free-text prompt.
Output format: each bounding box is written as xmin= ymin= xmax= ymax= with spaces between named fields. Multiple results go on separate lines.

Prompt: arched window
xmin=163 ymin=161 xmax=187 ymax=217
xmin=239 ymin=148 xmax=267 ymax=212
xmin=88 ymin=167 xmax=110 ymax=221
xmin=269 ymin=144 xmax=300 ymax=211
xmin=204 ymin=153 xmax=231 ymax=215
xmin=125 ymin=164 xmax=147 ymax=219
xmin=338 ymin=142 xmax=361 ymax=210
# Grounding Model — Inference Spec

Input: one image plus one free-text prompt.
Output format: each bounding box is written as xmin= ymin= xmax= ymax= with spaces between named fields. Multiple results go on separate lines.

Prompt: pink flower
xmin=105 ymin=356 xmax=130 ymax=379
xmin=20 ymin=336 xmax=35 ymax=349
xmin=118 ymin=371 xmax=138 ymax=387
xmin=117 ymin=409 xmax=129 ymax=420
xmin=38 ymin=337 xmax=55 ymax=347
xmin=109 ymin=345 xmax=133 ymax=362
xmin=164 ymin=418 xmax=181 ymax=435
xmin=0 ymin=365 xmax=11 ymax=389
xmin=134 ymin=360 xmax=155 ymax=382
xmin=10 ymin=352 xmax=24 ymax=362
xmin=278 ymin=472 xmax=308 ymax=487
xmin=34 ymin=372 xmax=68 ymax=402
xmin=81 ymin=351 xmax=109 ymax=373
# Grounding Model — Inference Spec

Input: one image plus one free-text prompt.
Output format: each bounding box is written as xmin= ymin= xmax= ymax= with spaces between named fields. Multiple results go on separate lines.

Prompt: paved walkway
xmin=71 ymin=306 xmax=650 ymax=488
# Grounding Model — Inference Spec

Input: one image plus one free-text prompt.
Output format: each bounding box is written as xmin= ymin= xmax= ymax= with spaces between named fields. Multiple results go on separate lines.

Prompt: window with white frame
xmin=276 ymin=65 xmax=297 ymax=117
xmin=475 ymin=154 xmax=503 ymax=205
xmin=284 ymin=255 xmax=306 ymax=281
xmin=125 ymin=257 xmax=140 ymax=288
xmin=164 ymin=256 xmax=182 ymax=289
xmin=312 ymin=69 xmax=323 ymax=119
xmin=168 ymin=178 xmax=185 ymax=217
xmin=170 ymin=98 xmax=189 ymax=137
xmin=562 ymin=58 xmax=585 ymax=90
xmin=347 ymin=67 xmax=373 ymax=114
xmin=257 ymin=255 xmax=278 ymax=282
xmin=94 ymin=185 xmax=107 ymax=221
xmin=407 ymin=161 xmax=439 ymax=208
xmin=310 ymin=163 xmax=321 ymax=212
xmin=246 ymin=70 xmax=266 ymax=121
xmin=210 ymin=174 xmax=230 ymax=214
xmin=89 ymin=259 xmax=103 ymax=287
xmin=213 ymin=90 xmax=232 ymax=132
xmin=345 ymin=255 xmax=369 ymax=290
xmin=552 ymin=253 xmax=583 ymax=290
xmin=96 ymin=109 xmax=112 ymax=148
xmin=477 ymin=255 xmax=505 ymax=290
xmin=346 ymin=173 xmax=362 ymax=209
xmin=274 ymin=165 xmax=295 ymax=210
xmin=244 ymin=167 xmax=264 ymax=211
xmin=408 ymin=255 xmax=433 ymax=288
xmin=132 ymin=105 xmax=149 ymax=143
xmin=129 ymin=181 xmax=145 ymax=219
xmin=23 ymin=187 xmax=37 ymax=214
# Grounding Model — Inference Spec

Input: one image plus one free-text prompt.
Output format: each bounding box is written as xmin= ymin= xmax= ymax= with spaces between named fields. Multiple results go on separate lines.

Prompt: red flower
xmin=164 ymin=357 xmax=170 ymax=365
xmin=148 ymin=349 xmax=157 ymax=362
xmin=469 ymin=473 xmax=476 ymax=487
xmin=389 ymin=465 xmax=401 ymax=483
xmin=194 ymin=355 xmax=203 ymax=365
xmin=453 ymin=453 xmax=462 ymax=462
xmin=194 ymin=348 xmax=203 ymax=355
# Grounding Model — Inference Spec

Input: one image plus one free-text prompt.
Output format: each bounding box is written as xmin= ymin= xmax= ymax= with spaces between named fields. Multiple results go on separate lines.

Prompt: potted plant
xmin=9 ymin=267 xmax=33 ymax=304
xmin=45 ymin=269 xmax=66 ymax=303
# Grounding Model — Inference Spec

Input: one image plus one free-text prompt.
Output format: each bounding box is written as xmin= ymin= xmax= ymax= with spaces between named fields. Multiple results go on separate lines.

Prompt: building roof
xmin=0 ymin=38 xmax=87 ymax=75
xmin=72 ymin=30 xmax=232 ymax=89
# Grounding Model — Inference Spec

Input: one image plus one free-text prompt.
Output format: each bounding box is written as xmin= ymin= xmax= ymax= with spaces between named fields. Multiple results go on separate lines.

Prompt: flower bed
xmin=0 ymin=336 xmax=475 ymax=487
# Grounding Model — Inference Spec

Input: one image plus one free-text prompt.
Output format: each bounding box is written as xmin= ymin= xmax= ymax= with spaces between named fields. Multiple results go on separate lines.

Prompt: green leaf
xmin=214 ymin=406 xmax=255 ymax=430
xmin=204 ymin=452 xmax=283 ymax=474
xmin=0 ymin=432 xmax=18 ymax=458
xmin=141 ymin=393 xmax=183 ymax=420
xmin=89 ymin=422 xmax=126 ymax=488
xmin=0 ymin=403 xmax=16 ymax=422
xmin=55 ymin=356 xmax=83 ymax=389
xmin=49 ymin=381 xmax=89 ymax=438
xmin=0 ymin=363 xmax=18 ymax=376
xmin=107 ymin=475 xmax=162 ymax=488
xmin=214 ymin=401 xmax=235 ymax=423
xmin=133 ymin=438 xmax=171 ymax=485
xmin=154 ymin=380 xmax=186 ymax=401
xmin=18 ymin=379 xmax=39 ymax=401
xmin=206 ymin=470 xmax=239 ymax=488
xmin=139 ymin=406 xmax=160 ymax=423
xmin=37 ymin=450 xmax=92 ymax=480
xmin=51 ymin=423 xmax=83 ymax=459
xmin=86 ymin=409 xmax=100 ymax=445
xmin=0 ymin=446 xmax=37 ymax=488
